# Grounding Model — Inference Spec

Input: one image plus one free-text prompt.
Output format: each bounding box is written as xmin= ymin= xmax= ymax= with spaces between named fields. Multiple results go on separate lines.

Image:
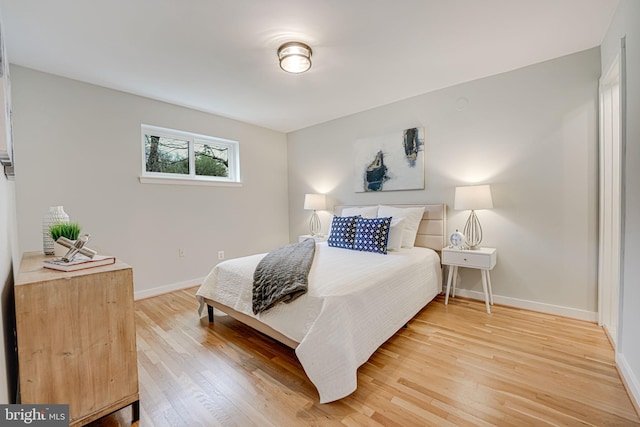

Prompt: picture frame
xmin=353 ymin=127 xmax=425 ymax=192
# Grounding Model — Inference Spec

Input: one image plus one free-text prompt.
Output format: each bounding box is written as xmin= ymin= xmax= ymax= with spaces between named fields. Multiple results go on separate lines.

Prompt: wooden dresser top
xmin=16 ymin=251 xmax=131 ymax=286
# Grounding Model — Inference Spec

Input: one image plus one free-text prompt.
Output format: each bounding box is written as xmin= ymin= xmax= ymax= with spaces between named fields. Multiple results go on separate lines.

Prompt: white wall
xmin=601 ymin=0 xmax=640 ymax=409
xmin=288 ymin=48 xmax=600 ymax=317
xmin=11 ymin=66 xmax=290 ymax=296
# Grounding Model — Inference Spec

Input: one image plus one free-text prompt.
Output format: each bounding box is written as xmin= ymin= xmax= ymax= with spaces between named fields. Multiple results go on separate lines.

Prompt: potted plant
xmin=49 ymin=222 xmax=81 ymax=256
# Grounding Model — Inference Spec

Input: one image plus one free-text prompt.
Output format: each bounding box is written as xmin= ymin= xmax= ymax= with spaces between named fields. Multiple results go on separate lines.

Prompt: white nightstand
xmin=441 ymin=247 xmax=497 ymax=314
xmin=299 ymin=234 xmax=327 ymax=243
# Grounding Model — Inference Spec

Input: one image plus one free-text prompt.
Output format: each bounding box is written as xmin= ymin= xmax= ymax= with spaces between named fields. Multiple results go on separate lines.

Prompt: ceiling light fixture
xmin=277 ymin=41 xmax=312 ymax=74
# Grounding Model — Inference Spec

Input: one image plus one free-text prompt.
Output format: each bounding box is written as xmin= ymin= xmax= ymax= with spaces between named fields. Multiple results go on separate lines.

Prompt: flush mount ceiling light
xmin=277 ymin=41 xmax=312 ymax=74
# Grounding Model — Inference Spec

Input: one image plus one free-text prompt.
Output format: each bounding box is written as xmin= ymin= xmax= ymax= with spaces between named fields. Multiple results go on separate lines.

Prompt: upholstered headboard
xmin=334 ymin=204 xmax=447 ymax=251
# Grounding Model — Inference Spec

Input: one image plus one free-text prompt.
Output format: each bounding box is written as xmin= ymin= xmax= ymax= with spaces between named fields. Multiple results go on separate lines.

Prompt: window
xmin=140 ymin=125 xmax=240 ymax=186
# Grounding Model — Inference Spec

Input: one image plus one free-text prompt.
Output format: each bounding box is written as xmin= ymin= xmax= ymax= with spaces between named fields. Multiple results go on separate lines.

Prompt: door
xmin=598 ymin=50 xmax=623 ymax=347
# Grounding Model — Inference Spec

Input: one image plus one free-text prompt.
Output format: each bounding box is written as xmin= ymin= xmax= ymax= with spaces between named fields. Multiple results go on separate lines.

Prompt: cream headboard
xmin=334 ymin=204 xmax=447 ymax=251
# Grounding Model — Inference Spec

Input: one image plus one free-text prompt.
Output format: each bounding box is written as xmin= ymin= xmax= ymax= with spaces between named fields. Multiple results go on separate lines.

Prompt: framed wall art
xmin=353 ymin=127 xmax=425 ymax=192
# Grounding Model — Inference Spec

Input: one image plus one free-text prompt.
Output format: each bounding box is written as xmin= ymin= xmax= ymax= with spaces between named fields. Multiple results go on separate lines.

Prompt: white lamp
xmin=304 ymin=194 xmax=326 ymax=236
xmin=454 ymin=185 xmax=493 ymax=249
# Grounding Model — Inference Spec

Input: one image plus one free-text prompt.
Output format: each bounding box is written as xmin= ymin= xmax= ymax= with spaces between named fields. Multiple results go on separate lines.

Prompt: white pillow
xmin=386 ymin=217 xmax=406 ymax=251
xmin=341 ymin=206 xmax=379 ymax=218
xmin=378 ymin=205 xmax=424 ymax=248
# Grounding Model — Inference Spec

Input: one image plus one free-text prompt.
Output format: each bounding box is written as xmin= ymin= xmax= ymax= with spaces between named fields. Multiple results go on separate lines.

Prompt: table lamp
xmin=454 ymin=185 xmax=493 ymax=249
xmin=304 ymin=194 xmax=326 ymax=236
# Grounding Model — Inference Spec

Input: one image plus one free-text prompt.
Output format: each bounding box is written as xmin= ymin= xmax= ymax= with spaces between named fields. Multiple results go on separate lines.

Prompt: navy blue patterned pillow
xmin=353 ymin=217 xmax=392 ymax=254
xmin=327 ymin=216 xmax=359 ymax=249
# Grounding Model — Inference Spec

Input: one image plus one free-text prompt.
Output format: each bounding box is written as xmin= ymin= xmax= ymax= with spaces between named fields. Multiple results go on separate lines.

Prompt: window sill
xmin=139 ymin=176 xmax=243 ymax=187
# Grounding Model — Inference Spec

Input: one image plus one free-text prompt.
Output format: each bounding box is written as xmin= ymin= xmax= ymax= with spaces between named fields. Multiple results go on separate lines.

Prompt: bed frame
xmin=203 ymin=203 xmax=447 ymax=349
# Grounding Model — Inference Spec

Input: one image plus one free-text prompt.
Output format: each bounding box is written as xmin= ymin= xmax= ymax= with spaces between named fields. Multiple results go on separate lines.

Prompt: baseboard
xmin=134 ymin=277 xmax=205 ymax=300
xmin=616 ymin=352 xmax=640 ymax=417
xmin=452 ymin=289 xmax=598 ymax=322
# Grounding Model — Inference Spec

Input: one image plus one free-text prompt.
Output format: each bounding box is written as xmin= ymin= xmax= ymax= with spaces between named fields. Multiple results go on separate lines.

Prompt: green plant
xmin=49 ymin=222 xmax=81 ymax=241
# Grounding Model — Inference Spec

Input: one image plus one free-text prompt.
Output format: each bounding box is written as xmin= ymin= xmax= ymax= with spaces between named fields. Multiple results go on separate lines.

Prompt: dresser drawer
xmin=442 ymin=248 xmax=496 ymax=270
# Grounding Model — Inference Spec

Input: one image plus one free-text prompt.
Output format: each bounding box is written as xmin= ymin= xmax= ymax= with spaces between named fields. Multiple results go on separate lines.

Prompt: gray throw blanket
xmin=252 ymin=238 xmax=316 ymax=315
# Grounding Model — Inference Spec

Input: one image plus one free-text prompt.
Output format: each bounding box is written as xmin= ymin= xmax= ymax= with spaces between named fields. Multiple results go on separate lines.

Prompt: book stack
xmin=43 ymin=254 xmax=116 ymax=272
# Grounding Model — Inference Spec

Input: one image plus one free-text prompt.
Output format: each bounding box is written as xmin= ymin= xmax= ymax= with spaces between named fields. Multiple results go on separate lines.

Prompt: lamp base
xmin=309 ymin=211 xmax=321 ymax=236
xmin=463 ymin=210 xmax=483 ymax=249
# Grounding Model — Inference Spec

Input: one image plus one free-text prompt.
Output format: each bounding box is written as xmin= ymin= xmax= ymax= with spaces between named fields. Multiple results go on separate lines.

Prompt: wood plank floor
xmin=90 ymin=287 xmax=640 ymax=426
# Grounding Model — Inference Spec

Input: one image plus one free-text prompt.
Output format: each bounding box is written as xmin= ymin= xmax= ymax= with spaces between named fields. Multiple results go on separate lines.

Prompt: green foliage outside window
xmin=142 ymin=125 xmax=239 ymax=183
xmin=145 ymin=135 xmax=189 ymax=174
xmin=195 ymin=143 xmax=228 ymax=177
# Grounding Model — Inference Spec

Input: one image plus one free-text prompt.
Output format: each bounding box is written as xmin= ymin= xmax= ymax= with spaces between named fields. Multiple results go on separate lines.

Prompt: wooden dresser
xmin=15 ymin=252 xmax=139 ymax=426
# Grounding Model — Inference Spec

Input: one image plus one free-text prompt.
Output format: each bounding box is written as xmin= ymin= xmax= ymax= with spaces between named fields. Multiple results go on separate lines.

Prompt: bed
xmin=196 ymin=203 xmax=446 ymax=403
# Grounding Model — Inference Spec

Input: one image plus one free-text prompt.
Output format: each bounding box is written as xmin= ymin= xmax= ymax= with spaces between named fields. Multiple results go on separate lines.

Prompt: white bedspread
xmin=196 ymin=242 xmax=441 ymax=403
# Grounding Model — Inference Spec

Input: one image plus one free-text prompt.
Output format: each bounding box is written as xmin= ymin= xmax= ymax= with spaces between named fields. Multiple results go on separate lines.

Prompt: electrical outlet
xmin=178 ymin=248 xmax=185 ymax=257
xmin=218 ymin=250 xmax=225 ymax=260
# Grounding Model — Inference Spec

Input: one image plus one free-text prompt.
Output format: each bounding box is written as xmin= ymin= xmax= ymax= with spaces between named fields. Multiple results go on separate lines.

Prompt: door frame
xmin=597 ymin=38 xmax=626 ymax=348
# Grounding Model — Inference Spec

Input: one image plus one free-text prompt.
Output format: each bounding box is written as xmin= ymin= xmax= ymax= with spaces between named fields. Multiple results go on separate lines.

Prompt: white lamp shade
xmin=454 ymin=185 xmax=493 ymax=210
xmin=304 ymin=194 xmax=326 ymax=210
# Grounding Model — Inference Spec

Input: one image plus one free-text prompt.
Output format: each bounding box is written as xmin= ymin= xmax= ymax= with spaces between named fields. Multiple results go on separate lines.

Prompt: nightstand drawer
xmin=442 ymin=248 xmax=496 ymax=270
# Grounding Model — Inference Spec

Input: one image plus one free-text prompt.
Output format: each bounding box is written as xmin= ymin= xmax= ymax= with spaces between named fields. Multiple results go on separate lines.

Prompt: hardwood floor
xmin=91 ymin=287 xmax=640 ymax=426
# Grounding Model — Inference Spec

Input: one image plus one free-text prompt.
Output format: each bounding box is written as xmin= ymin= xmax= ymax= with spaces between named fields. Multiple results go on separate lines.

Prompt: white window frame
xmin=139 ymin=124 xmax=241 ymax=187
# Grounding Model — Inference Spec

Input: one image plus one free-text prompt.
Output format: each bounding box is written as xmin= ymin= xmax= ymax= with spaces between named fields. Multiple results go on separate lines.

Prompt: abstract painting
xmin=353 ymin=127 xmax=425 ymax=192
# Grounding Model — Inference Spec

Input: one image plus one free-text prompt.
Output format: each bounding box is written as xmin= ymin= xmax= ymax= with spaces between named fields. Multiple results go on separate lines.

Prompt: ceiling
xmin=0 ymin=0 xmax=619 ymax=133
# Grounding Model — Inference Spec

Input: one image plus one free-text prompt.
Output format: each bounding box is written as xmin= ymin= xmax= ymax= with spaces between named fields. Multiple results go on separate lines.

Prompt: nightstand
xmin=441 ymin=247 xmax=497 ymax=314
xmin=299 ymin=234 xmax=327 ymax=243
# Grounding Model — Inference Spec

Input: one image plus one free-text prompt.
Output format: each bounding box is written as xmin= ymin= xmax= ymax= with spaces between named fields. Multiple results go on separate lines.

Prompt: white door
xmin=598 ymin=52 xmax=623 ymax=347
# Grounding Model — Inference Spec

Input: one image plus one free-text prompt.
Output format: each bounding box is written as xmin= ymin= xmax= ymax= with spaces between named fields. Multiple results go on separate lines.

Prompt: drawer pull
xmin=463 ymin=258 xmax=467 ymax=261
